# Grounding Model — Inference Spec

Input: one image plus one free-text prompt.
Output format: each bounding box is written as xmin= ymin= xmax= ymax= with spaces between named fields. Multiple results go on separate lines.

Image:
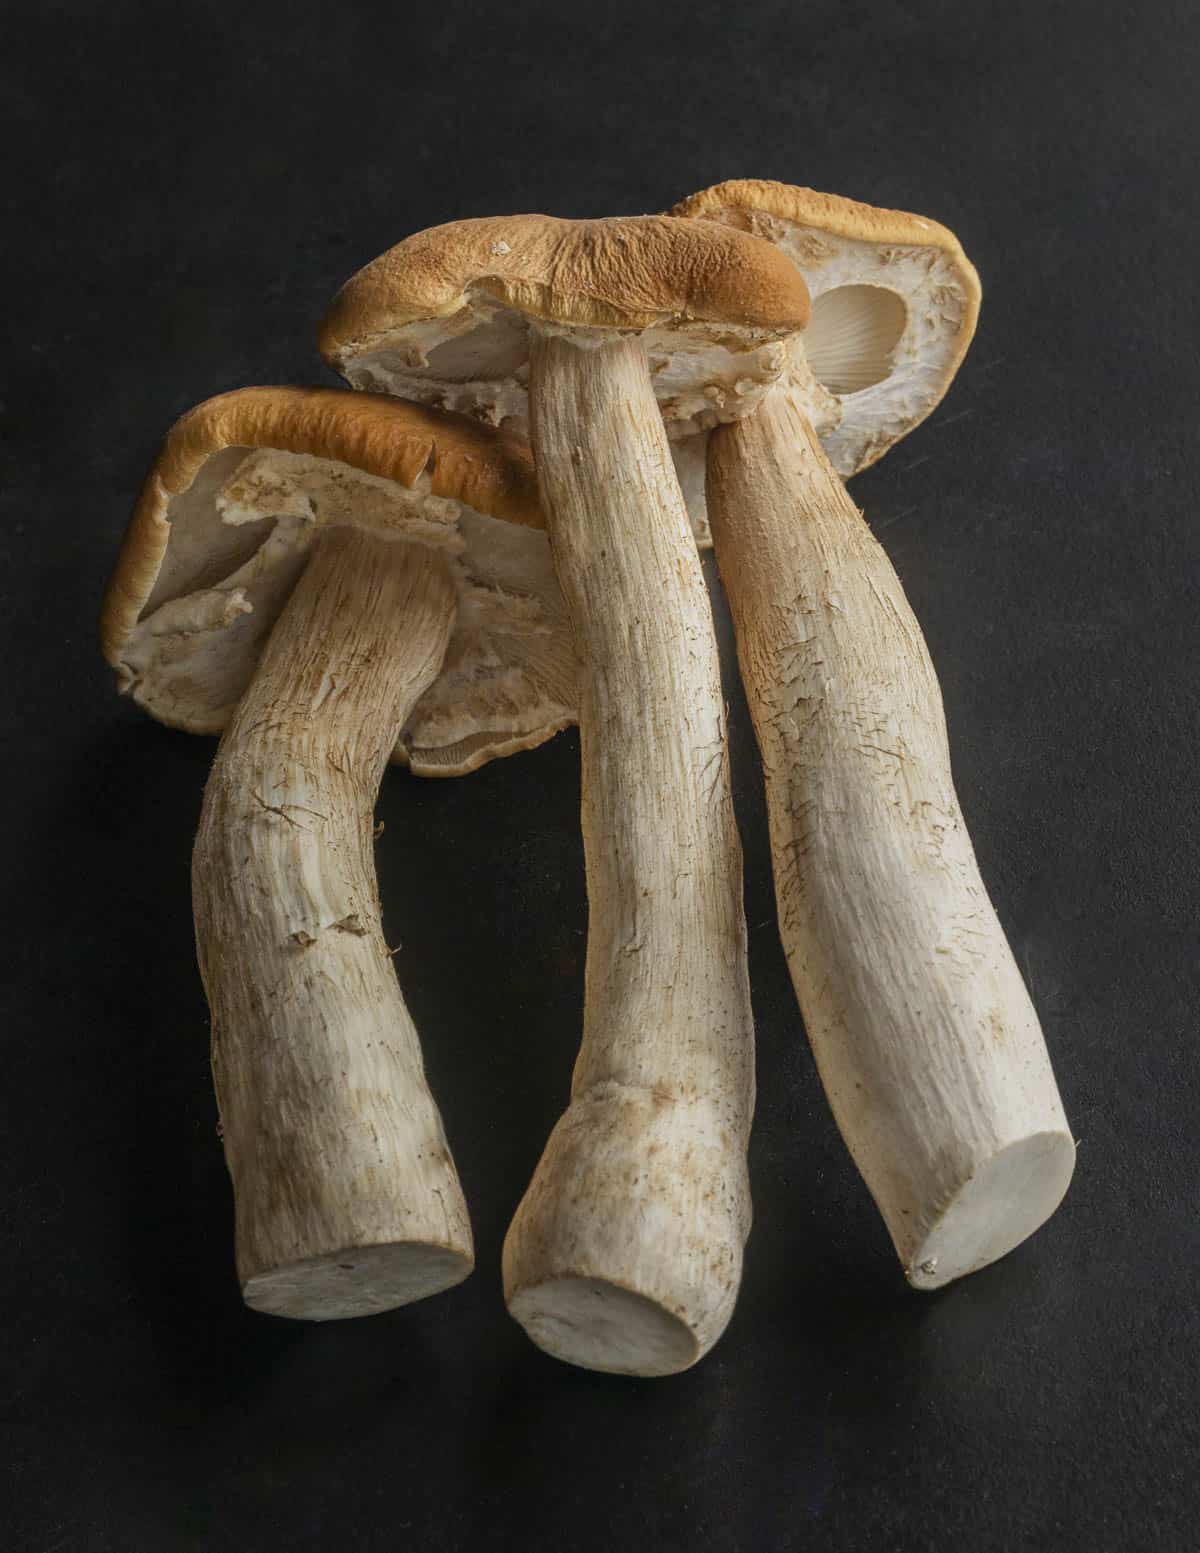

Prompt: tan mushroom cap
xmin=319 ymin=214 xmax=811 ymax=440
xmin=102 ymin=386 xmax=577 ymax=777
xmin=670 ymin=179 xmax=982 ymax=476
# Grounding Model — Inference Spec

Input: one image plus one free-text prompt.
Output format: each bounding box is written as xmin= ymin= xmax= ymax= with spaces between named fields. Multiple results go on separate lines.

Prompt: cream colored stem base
xmin=193 ymin=527 xmax=473 ymax=1319
xmin=503 ymin=331 xmax=755 ymax=1375
xmin=707 ymin=388 xmax=1074 ymax=1289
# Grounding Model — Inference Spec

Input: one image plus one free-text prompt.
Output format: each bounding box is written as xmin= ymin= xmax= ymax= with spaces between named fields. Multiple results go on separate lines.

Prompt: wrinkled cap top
xmin=319 ymin=214 xmax=812 ymax=439
xmin=670 ymin=179 xmax=981 ymax=476
xmin=101 ymin=386 xmax=577 ymax=777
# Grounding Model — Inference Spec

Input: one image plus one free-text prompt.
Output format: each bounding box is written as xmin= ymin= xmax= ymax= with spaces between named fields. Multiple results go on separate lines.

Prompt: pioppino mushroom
xmin=322 ymin=215 xmax=811 ymax=1373
xmin=102 ymin=385 xmax=575 ymax=1319
xmin=670 ymin=180 xmax=1074 ymax=1288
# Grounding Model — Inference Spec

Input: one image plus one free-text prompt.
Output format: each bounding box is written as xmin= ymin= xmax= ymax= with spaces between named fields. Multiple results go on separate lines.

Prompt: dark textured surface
xmin=4 ymin=2 xmax=1197 ymax=1549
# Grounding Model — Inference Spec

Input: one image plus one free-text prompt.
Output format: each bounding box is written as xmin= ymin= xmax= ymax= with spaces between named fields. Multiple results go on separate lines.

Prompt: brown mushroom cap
xmin=102 ymin=386 xmax=577 ymax=776
xmin=319 ymin=214 xmax=811 ymax=440
xmin=670 ymin=179 xmax=982 ymax=475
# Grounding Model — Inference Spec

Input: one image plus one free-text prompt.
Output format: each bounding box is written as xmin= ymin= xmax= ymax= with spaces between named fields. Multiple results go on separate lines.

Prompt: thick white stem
xmin=707 ymin=388 xmax=1074 ymax=1288
xmin=193 ymin=526 xmax=473 ymax=1319
xmin=502 ymin=331 xmax=755 ymax=1375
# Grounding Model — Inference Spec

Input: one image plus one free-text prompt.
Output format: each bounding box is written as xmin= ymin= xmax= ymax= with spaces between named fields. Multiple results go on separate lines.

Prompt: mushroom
xmin=101 ymin=385 xmax=576 ymax=1319
xmin=669 ymin=180 xmax=1074 ymax=1288
xmin=321 ymin=215 xmax=811 ymax=1373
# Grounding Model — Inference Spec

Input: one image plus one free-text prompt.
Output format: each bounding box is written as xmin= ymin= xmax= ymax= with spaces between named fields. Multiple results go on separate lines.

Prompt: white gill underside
xmin=780 ymin=224 xmax=973 ymax=473
xmin=803 ymin=284 xmax=909 ymax=395
xmin=119 ymin=449 xmax=576 ymax=769
xmin=696 ymin=208 xmax=977 ymax=475
xmin=667 ymin=233 xmax=974 ymax=539
xmin=339 ymin=299 xmax=789 ymax=441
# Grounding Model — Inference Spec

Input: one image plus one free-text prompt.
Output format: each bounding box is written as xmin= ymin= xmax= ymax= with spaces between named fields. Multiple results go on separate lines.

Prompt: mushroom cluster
xmin=103 ymin=183 xmax=1072 ymax=1373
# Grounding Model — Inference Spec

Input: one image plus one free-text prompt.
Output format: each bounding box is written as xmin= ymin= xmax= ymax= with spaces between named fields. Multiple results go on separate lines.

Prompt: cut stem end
xmin=244 ymin=1241 xmax=474 ymax=1321
xmin=905 ymin=1130 xmax=1077 ymax=1291
xmin=509 ymin=1276 xmax=700 ymax=1377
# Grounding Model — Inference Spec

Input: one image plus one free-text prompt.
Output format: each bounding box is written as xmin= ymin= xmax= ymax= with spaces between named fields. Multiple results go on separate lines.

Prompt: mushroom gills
xmin=804 ymin=284 xmax=908 ymax=395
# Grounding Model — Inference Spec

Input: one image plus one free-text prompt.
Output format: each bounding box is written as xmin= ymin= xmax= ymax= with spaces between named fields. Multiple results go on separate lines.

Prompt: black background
xmin=4 ymin=2 xmax=1198 ymax=1549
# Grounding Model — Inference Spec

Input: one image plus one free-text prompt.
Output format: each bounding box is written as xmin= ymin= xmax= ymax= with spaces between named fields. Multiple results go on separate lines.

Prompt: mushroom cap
xmin=102 ymin=386 xmax=577 ymax=777
xmin=669 ymin=179 xmax=981 ymax=476
xmin=319 ymin=214 xmax=811 ymax=439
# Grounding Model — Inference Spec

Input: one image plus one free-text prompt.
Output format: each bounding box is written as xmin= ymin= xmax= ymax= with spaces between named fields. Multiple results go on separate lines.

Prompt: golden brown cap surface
xmin=670 ymin=179 xmax=970 ymax=259
xmin=101 ymin=386 xmax=575 ymax=776
xmin=320 ymin=214 xmax=810 ymax=359
xmin=670 ymin=179 xmax=981 ymax=476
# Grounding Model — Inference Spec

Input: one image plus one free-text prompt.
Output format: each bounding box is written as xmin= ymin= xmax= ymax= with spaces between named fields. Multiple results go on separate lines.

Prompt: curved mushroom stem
xmin=502 ymin=331 xmax=755 ymax=1376
xmin=193 ymin=526 xmax=473 ymax=1318
xmin=707 ymin=387 xmax=1074 ymax=1288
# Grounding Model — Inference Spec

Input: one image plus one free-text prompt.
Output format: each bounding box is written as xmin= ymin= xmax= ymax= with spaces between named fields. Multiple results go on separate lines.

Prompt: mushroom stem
xmin=707 ymin=386 xmax=1074 ymax=1288
xmin=503 ymin=330 xmax=755 ymax=1376
xmin=192 ymin=525 xmax=473 ymax=1318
